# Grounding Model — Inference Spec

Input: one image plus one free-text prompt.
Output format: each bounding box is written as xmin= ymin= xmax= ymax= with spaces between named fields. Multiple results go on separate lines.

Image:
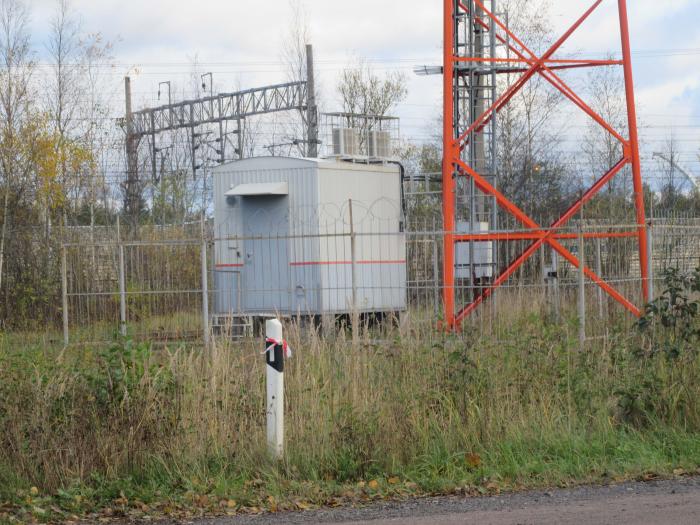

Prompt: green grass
xmin=0 ymin=302 xmax=699 ymax=523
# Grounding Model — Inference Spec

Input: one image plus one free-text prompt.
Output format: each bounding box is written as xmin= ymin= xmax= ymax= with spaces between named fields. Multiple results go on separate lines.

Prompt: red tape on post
xmin=263 ymin=337 xmax=293 ymax=358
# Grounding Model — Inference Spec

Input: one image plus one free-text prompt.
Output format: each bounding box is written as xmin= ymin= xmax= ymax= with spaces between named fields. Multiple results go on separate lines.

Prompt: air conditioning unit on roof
xmin=332 ymin=128 xmax=360 ymax=157
xmin=368 ymin=130 xmax=391 ymax=159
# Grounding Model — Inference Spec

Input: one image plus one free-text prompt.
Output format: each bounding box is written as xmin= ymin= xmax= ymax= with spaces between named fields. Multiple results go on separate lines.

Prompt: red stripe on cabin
xmin=289 ymin=260 xmax=406 ymax=267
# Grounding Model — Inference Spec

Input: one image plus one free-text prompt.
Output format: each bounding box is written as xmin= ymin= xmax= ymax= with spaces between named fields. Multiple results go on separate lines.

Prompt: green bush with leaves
xmin=639 ymin=267 xmax=700 ymax=360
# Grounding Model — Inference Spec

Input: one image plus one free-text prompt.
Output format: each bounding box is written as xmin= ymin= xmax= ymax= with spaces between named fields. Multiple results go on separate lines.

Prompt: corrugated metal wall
xmin=212 ymin=157 xmax=406 ymax=316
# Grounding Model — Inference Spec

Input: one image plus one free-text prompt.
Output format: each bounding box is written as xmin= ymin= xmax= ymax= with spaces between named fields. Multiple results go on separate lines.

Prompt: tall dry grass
xmin=2 ymin=303 xmax=700 ymax=502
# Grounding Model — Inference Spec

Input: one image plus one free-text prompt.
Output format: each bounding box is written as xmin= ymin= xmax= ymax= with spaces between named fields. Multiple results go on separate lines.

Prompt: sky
xmin=26 ymin=0 xmax=700 ymax=185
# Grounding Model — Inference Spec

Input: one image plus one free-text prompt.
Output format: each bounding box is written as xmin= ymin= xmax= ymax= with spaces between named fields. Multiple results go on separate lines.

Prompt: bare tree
xmin=496 ymin=0 xmax=569 ymax=223
xmin=656 ymin=136 xmax=685 ymax=212
xmin=336 ymin=60 xmax=407 ymax=154
xmin=79 ymin=32 xmax=116 ymax=227
xmin=45 ymin=0 xmax=115 ymax=237
xmin=577 ymin=61 xmax=636 ymax=223
xmin=46 ymin=0 xmax=82 ymax=220
xmin=0 ymin=0 xmax=34 ymax=295
xmin=280 ymin=0 xmax=316 ymax=157
xmin=583 ymin=63 xmax=628 ymax=184
xmin=338 ymin=61 xmax=407 ymax=119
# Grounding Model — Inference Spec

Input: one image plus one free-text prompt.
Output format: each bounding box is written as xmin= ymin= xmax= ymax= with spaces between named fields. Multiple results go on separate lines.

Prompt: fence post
xmin=432 ymin=239 xmax=440 ymax=317
xmin=540 ymin=245 xmax=546 ymax=306
xmin=117 ymin=216 xmax=127 ymax=337
xmin=595 ymin=237 xmax=604 ymax=318
xmin=201 ymin=215 xmax=210 ymax=346
xmin=646 ymin=222 xmax=654 ymax=303
xmin=578 ymin=229 xmax=586 ymax=351
xmin=265 ymin=318 xmax=285 ymax=459
xmin=61 ymin=244 xmax=69 ymax=347
xmin=550 ymin=251 xmax=560 ymax=321
xmin=348 ymin=199 xmax=359 ymax=342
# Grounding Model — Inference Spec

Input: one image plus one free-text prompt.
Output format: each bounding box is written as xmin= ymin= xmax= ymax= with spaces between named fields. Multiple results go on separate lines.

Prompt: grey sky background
xmin=26 ymin=0 xmax=700 ymax=183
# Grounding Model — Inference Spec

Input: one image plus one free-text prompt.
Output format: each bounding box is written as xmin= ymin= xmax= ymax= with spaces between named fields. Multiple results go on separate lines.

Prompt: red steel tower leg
xmin=618 ymin=0 xmax=649 ymax=303
xmin=442 ymin=0 xmax=456 ymax=327
xmin=441 ymin=0 xmax=650 ymax=329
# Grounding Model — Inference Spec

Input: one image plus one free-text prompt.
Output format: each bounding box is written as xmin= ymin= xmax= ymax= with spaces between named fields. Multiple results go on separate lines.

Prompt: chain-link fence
xmin=52 ymin=204 xmax=700 ymax=347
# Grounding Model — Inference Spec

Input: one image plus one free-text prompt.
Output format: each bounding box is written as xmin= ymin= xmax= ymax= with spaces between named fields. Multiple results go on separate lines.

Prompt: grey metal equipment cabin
xmin=212 ymin=157 xmax=406 ymax=331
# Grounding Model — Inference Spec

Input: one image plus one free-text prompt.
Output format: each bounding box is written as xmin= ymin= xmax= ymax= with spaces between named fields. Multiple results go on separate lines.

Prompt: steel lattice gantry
xmin=122 ymin=77 xmax=316 ymax=221
xmin=130 ymin=81 xmax=308 ymax=137
xmin=442 ymin=0 xmax=649 ymax=329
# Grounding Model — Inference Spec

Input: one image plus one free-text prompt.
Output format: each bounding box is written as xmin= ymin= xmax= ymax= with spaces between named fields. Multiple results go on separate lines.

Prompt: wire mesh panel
xmin=47 ymin=208 xmax=700 ymax=346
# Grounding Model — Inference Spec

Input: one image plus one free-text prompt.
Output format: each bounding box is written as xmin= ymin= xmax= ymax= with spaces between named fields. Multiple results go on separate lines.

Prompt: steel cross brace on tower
xmin=442 ymin=0 xmax=649 ymax=329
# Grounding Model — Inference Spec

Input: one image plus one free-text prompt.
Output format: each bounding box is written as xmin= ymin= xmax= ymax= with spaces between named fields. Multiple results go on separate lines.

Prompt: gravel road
xmin=184 ymin=477 xmax=700 ymax=525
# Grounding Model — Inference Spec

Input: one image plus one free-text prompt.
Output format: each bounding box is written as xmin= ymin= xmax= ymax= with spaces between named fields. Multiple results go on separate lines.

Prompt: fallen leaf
xmin=388 ymin=477 xmax=400 ymax=485
xmin=368 ymin=479 xmax=379 ymax=490
xmin=466 ymin=453 xmax=482 ymax=468
xmin=485 ymin=481 xmax=500 ymax=494
xmin=226 ymin=499 xmax=237 ymax=508
xmin=30 ymin=487 xmax=39 ymax=496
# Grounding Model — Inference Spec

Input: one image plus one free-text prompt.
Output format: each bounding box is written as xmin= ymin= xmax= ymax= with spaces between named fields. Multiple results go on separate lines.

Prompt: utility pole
xmin=306 ymin=44 xmax=319 ymax=158
xmin=124 ymin=76 xmax=141 ymax=228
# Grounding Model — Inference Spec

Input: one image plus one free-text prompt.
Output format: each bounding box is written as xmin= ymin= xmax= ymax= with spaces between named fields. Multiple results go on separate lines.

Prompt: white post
xmin=265 ymin=318 xmax=284 ymax=459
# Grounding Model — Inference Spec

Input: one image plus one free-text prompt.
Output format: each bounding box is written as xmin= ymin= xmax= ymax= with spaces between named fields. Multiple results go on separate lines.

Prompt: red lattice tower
xmin=442 ymin=0 xmax=649 ymax=329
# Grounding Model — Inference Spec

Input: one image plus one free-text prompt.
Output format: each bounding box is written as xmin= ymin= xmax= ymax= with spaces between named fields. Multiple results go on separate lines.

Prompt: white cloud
xmin=26 ymin=0 xmax=700 ymax=165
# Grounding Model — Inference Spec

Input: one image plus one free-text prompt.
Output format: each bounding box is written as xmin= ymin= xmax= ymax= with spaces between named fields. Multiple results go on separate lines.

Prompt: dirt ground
xmin=176 ymin=477 xmax=700 ymax=525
